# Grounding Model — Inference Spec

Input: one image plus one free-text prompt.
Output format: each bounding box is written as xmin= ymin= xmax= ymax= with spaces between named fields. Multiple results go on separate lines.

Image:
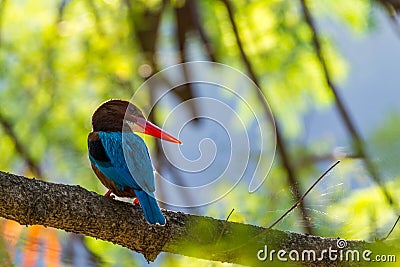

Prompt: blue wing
xmin=95 ymin=131 xmax=155 ymax=193
xmin=89 ymin=131 xmax=165 ymax=225
xmin=122 ymin=132 xmax=156 ymax=193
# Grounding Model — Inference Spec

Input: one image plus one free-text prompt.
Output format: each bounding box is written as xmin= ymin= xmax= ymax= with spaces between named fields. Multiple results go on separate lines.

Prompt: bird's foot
xmin=104 ymin=189 xmax=115 ymax=199
xmin=133 ymin=198 xmax=140 ymax=205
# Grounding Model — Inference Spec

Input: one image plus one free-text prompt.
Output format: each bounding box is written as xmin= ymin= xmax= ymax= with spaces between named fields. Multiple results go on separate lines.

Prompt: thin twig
xmin=225 ymin=161 xmax=340 ymax=253
xmin=215 ymin=208 xmax=235 ymax=244
xmin=220 ymin=0 xmax=314 ymax=234
xmin=299 ymin=0 xmax=396 ymax=209
xmin=382 ymin=215 xmax=400 ymax=240
xmin=266 ymin=160 xmax=340 ymax=231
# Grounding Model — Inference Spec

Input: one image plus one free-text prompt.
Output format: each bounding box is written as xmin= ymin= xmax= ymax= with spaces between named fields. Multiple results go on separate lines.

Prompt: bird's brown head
xmin=91 ymin=99 xmax=182 ymax=144
xmin=91 ymin=99 xmax=143 ymax=132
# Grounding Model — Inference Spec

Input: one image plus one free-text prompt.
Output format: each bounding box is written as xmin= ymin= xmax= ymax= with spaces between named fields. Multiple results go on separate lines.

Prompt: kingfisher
xmin=88 ymin=99 xmax=181 ymax=225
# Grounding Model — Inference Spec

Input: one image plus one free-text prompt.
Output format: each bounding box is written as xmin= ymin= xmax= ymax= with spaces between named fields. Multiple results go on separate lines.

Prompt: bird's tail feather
xmin=134 ymin=190 xmax=166 ymax=225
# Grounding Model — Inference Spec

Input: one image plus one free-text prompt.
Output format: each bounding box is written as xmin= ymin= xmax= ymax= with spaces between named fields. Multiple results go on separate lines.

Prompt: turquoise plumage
xmin=89 ymin=132 xmax=165 ymax=225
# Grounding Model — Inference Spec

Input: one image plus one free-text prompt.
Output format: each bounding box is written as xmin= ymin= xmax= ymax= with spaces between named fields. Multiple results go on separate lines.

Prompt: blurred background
xmin=0 ymin=0 xmax=400 ymax=266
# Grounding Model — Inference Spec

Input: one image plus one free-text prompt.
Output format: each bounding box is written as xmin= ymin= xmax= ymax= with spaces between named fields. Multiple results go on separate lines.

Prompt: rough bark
xmin=0 ymin=171 xmax=397 ymax=266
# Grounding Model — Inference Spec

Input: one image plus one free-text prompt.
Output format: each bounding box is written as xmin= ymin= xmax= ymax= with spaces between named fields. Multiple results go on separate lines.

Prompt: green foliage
xmin=328 ymin=178 xmax=400 ymax=241
xmin=369 ymin=114 xmax=400 ymax=178
xmin=85 ymin=237 xmax=139 ymax=266
xmin=314 ymin=0 xmax=374 ymax=33
xmin=203 ymin=0 xmax=351 ymax=138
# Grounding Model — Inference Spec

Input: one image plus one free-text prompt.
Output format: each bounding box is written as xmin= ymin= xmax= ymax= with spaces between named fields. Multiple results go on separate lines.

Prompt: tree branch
xmin=0 ymin=171 xmax=397 ymax=266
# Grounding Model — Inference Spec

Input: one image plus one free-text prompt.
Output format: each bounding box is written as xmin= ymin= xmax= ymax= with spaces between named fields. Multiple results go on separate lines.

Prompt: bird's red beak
xmin=135 ymin=117 xmax=182 ymax=144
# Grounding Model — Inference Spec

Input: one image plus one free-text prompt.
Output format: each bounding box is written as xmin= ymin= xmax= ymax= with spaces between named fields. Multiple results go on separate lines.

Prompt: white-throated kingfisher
xmin=88 ymin=99 xmax=181 ymax=225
